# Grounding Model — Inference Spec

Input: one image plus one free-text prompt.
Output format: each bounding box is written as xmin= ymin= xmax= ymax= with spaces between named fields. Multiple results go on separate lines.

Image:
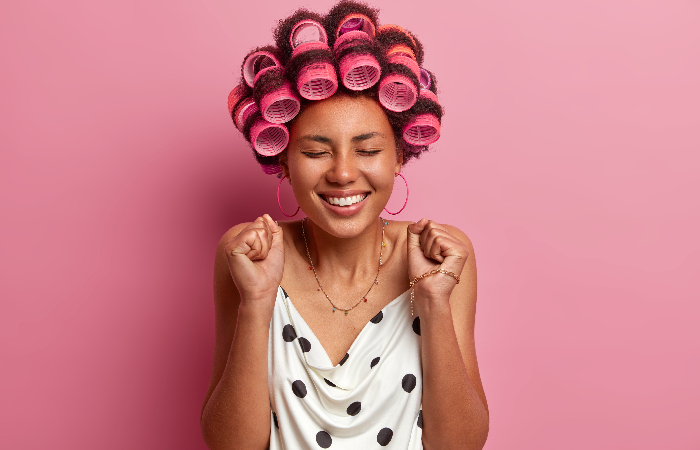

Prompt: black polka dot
xmin=377 ymin=427 xmax=393 ymax=446
xmin=324 ymin=378 xmax=336 ymax=387
xmin=346 ymin=401 xmax=361 ymax=416
xmin=417 ymin=409 xmax=423 ymax=428
xmin=281 ymin=287 xmax=289 ymax=298
xmin=316 ymin=431 xmax=332 ymax=448
xmin=412 ymin=316 xmax=421 ymax=335
xmin=272 ymin=411 xmax=279 ymax=429
xmin=298 ymin=337 xmax=311 ymax=352
xmin=292 ymin=380 xmax=307 ymax=398
xmin=370 ymin=310 xmax=383 ymax=323
xmin=370 ymin=357 xmax=380 ymax=368
xmin=339 ymin=353 xmax=349 ymax=366
xmin=282 ymin=324 xmax=297 ymax=342
xmin=402 ymin=374 xmax=417 ymax=393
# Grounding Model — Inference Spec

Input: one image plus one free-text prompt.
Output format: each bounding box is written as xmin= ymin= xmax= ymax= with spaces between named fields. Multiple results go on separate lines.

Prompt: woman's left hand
xmin=407 ymin=218 xmax=470 ymax=301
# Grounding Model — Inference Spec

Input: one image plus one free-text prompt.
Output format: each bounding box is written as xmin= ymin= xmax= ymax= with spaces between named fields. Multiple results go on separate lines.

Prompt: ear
xmin=277 ymin=149 xmax=290 ymax=179
xmin=394 ymin=146 xmax=404 ymax=174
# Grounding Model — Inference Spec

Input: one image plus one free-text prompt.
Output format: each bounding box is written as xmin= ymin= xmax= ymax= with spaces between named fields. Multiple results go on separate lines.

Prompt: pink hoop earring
xmin=384 ymin=172 xmax=409 ymax=215
xmin=277 ymin=175 xmax=300 ymax=217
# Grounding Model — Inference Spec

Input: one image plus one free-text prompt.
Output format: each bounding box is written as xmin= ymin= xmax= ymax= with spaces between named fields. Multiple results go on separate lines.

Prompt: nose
xmin=325 ymin=152 xmax=359 ymax=185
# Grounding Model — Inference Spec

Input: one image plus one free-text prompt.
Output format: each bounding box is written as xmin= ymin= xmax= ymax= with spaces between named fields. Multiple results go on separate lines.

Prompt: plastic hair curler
xmin=336 ymin=14 xmax=376 ymax=38
xmin=258 ymin=81 xmax=301 ymax=123
xmin=419 ymin=68 xmax=432 ymax=90
xmin=419 ymin=88 xmax=438 ymax=103
xmin=334 ymin=31 xmax=381 ymax=90
xmin=290 ymin=19 xmax=328 ymax=48
xmin=378 ymin=73 xmax=417 ymax=112
xmin=289 ymin=21 xmax=338 ymax=100
xmin=243 ymin=51 xmax=282 ymax=87
xmin=403 ymin=113 xmax=440 ymax=146
xmin=261 ymin=163 xmax=283 ymax=175
xmin=250 ymin=119 xmax=290 ymax=156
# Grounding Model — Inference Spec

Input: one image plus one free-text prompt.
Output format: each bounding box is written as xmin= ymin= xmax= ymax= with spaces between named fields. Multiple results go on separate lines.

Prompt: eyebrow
xmin=297 ymin=132 xmax=386 ymax=145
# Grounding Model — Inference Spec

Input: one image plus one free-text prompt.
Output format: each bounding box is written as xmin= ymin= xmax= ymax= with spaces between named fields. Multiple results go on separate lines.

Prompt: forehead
xmin=289 ymin=94 xmax=393 ymax=140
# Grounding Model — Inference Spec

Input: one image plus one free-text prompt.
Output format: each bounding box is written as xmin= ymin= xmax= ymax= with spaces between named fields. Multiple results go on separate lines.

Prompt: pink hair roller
xmin=403 ymin=114 xmax=440 ymax=146
xmin=227 ymin=84 xmax=245 ymax=116
xmin=339 ymin=53 xmax=381 ymax=91
xmin=419 ymin=68 xmax=432 ymax=90
xmin=297 ymin=62 xmax=338 ymax=100
xmin=378 ymin=73 xmax=417 ymax=112
xmin=419 ymin=88 xmax=438 ymax=103
xmin=290 ymin=20 xmax=328 ymax=48
xmin=243 ymin=51 xmax=282 ymax=87
xmin=333 ymin=30 xmax=370 ymax=54
xmin=259 ymin=82 xmax=301 ymax=124
xmin=387 ymin=53 xmax=420 ymax=78
xmin=336 ymin=14 xmax=376 ymax=38
xmin=250 ymin=120 xmax=289 ymax=156
xmin=261 ymin=163 xmax=283 ymax=175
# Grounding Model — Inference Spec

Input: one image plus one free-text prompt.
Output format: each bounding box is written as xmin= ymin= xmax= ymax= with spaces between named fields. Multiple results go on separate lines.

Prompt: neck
xmin=303 ymin=217 xmax=384 ymax=281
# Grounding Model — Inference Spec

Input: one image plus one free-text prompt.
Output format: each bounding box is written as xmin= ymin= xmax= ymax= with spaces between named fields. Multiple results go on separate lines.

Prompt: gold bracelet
xmin=409 ymin=269 xmax=460 ymax=288
xmin=409 ymin=269 xmax=460 ymax=317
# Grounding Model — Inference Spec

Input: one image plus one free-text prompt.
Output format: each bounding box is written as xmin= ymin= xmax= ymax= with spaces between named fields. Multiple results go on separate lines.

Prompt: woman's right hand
xmin=224 ymin=214 xmax=284 ymax=308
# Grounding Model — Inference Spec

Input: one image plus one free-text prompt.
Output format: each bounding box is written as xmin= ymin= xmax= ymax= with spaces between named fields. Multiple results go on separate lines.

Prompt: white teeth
xmin=324 ymin=194 xmax=367 ymax=206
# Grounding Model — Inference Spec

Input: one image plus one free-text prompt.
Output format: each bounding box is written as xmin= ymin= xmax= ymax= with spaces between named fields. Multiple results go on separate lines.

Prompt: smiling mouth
xmin=319 ymin=193 xmax=370 ymax=207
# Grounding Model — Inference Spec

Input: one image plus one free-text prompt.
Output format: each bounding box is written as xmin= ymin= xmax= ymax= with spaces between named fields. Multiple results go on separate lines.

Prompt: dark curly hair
xmin=227 ymin=0 xmax=444 ymax=175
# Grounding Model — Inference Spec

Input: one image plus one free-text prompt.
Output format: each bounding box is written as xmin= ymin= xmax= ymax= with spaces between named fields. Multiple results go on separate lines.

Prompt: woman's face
xmin=281 ymin=94 xmax=402 ymax=238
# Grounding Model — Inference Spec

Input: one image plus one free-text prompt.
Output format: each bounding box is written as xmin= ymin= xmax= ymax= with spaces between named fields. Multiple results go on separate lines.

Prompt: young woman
xmin=201 ymin=2 xmax=488 ymax=449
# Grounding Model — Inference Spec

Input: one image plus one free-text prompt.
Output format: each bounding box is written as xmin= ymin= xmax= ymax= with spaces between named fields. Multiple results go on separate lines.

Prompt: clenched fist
xmin=407 ymin=218 xmax=470 ymax=301
xmin=224 ymin=214 xmax=285 ymax=307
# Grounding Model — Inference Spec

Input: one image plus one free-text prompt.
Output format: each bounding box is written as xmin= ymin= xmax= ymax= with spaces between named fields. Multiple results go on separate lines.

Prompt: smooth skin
xmin=200 ymin=95 xmax=489 ymax=450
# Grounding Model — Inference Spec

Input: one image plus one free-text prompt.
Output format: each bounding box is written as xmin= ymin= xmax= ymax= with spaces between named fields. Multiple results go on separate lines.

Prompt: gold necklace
xmin=301 ymin=217 xmax=387 ymax=315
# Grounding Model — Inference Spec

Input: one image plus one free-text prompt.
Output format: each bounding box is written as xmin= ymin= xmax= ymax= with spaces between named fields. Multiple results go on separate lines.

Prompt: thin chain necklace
xmin=301 ymin=217 xmax=387 ymax=315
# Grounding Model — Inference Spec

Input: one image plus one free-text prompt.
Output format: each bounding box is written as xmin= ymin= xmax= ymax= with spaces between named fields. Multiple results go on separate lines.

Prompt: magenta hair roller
xmin=403 ymin=114 xmax=440 ymax=146
xmin=233 ymin=98 xmax=259 ymax=131
xmin=419 ymin=88 xmax=438 ymax=103
xmin=250 ymin=120 xmax=289 ymax=156
xmin=259 ymin=82 xmax=301 ymax=123
xmin=338 ymin=53 xmax=381 ymax=91
xmin=261 ymin=163 xmax=283 ymax=175
xmin=388 ymin=53 xmax=420 ymax=78
xmin=243 ymin=51 xmax=282 ymax=88
xmin=335 ymin=14 xmax=376 ymax=38
xmin=297 ymin=62 xmax=338 ymax=100
xmin=290 ymin=19 xmax=328 ymax=48
xmin=290 ymin=37 xmax=338 ymax=100
xmin=378 ymin=73 xmax=417 ymax=112
xmin=419 ymin=68 xmax=432 ymax=90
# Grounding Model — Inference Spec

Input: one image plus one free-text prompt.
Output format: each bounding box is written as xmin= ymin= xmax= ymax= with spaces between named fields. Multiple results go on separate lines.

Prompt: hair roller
xmin=333 ymin=31 xmax=381 ymax=90
xmin=252 ymin=67 xmax=301 ymax=123
xmin=242 ymin=48 xmax=283 ymax=88
xmin=324 ymin=1 xmax=380 ymax=47
xmin=261 ymin=163 xmax=283 ymax=175
xmin=403 ymin=114 xmax=440 ymax=145
xmin=249 ymin=118 xmax=290 ymax=156
xmin=286 ymin=20 xmax=338 ymax=100
xmin=228 ymin=84 xmax=254 ymax=126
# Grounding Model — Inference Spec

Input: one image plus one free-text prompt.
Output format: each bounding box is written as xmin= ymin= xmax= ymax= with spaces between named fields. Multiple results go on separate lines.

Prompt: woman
xmin=201 ymin=2 xmax=489 ymax=449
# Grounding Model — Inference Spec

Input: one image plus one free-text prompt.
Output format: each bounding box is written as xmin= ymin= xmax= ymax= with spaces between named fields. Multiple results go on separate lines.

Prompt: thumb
xmin=264 ymin=214 xmax=284 ymax=250
xmin=406 ymin=218 xmax=428 ymax=250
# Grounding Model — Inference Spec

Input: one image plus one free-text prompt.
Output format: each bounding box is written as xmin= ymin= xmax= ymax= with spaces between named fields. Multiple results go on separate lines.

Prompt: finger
xmin=228 ymin=228 xmax=262 ymax=259
xmin=427 ymin=235 xmax=452 ymax=263
xmin=265 ymin=214 xmax=284 ymax=250
xmin=407 ymin=218 xmax=428 ymax=251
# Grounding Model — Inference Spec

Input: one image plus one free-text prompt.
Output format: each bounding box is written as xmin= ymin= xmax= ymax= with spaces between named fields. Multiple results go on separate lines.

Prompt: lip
xmin=318 ymin=191 xmax=370 ymax=217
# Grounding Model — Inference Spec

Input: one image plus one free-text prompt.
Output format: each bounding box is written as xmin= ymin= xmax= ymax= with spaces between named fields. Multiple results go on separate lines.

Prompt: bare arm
xmin=408 ymin=220 xmax=489 ymax=450
xmin=201 ymin=216 xmax=284 ymax=450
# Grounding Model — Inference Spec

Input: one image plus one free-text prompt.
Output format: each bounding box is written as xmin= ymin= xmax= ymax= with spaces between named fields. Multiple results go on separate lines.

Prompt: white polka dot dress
xmin=268 ymin=286 xmax=424 ymax=449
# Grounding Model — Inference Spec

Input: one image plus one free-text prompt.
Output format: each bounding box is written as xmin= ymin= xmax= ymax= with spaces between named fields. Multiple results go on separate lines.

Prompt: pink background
xmin=1 ymin=0 xmax=698 ymax=448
